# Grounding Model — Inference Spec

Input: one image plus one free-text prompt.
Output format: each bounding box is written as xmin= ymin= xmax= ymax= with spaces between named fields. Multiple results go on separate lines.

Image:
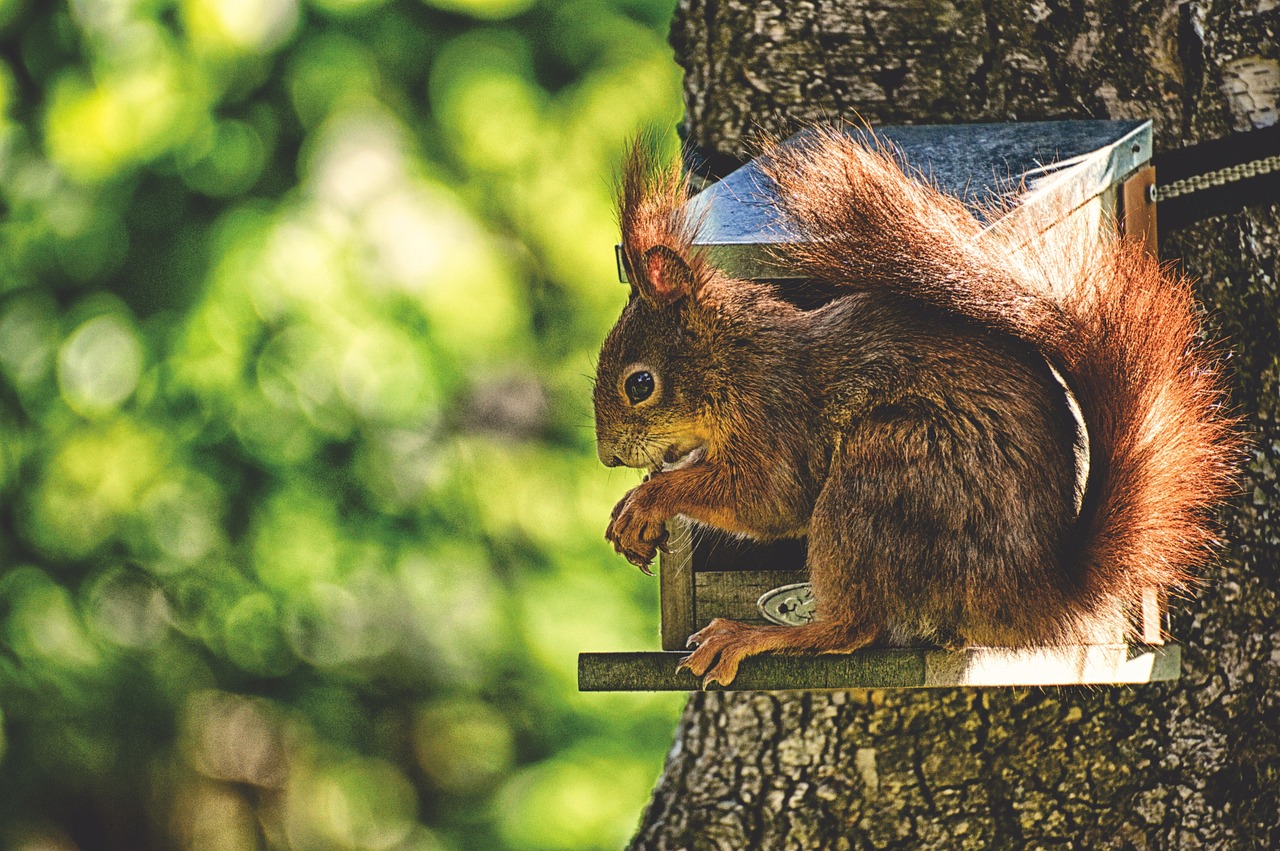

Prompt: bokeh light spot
xmin=223 ymin=592 xmax=297 ymax=676
xmin=283 ymin=573 xmax=399 ymax=668
xmin=397 ymin=545 xmax=507 ymax=681
xmin=252 ymin=488 xmax=340 ymax=588
xmin=138 ymin=478 xmax=223 ymax=567
xmin=338 ymin=328 xmax=430 ymax=423
xmin=183 ymin=0 xmax=300 ymax=55
xmin=27 ymin=420 xmax=166 ymax=560
xmin=0 ymin=294 xmax=60 ymax=391
xmin=44 ymin=54 xmax=196 ymax=182
xmin=86 ymin=566 xmax=169 ymax=648
xmin=413 ymin=698 xmax=514 ymax=795
xmin=171 ymin=781 xmax=261 ymax=851
xmin=287 ymin=33 xmax=380 ymax=127
xmin=184 ymin=690 xmax=288 ymax=788
xmin=57 ymin=314 xmax=144 ymax=415
xmin=307 ymin=108 xmax=406 ymax=213
xmin=430 ymin=31 xmax=545 ymax=171
xmin=182 ymin=120 xmax=267 ymax=197
xmin=4 ymin=569 xmax=101 ymax=670
xmin=286 ymin=756 xmax=418 ymax=851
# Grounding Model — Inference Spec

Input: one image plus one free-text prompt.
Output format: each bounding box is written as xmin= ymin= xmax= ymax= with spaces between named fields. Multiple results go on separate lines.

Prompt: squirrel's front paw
xmin=605 ymin=488 xmax=670 ymax=574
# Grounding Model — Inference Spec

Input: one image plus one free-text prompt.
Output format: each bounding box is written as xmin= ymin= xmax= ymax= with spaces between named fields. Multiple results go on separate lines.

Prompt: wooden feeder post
xmin=581 ymin=120 xmax=1181 ymax=691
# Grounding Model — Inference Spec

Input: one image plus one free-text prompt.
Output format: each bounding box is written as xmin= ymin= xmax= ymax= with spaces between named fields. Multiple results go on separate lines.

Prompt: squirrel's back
xmin=759 ymin=127 xmax=1242 ymax=633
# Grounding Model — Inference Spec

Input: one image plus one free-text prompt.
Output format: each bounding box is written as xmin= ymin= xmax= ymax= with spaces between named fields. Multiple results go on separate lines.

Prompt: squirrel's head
xmin=593 ymin=276 xmax=716 ymax=470
xmin=593 ymin=138 xmax=715 ymax=470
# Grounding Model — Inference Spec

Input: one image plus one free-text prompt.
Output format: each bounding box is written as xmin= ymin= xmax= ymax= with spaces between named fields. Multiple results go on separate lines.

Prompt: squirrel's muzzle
xmin=596 ymin=437 xmax=626 ymax=467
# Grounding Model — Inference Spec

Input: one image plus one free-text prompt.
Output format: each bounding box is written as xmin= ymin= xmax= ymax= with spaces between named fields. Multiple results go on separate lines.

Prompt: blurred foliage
xmin=0 ymin=1 xmax=685 ymax=848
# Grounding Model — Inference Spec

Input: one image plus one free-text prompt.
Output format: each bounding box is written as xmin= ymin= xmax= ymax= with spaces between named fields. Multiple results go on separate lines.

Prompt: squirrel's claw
xmin=677 ymin=647 xmax=740 ymax=688
xmin=609 ymin=530 xmax=657 ymax=574
xmin=679 ymin=619 xmax=754 ymax=687
xmin=700 ymin=662 xmax=740 ymax=689
xmin=605 ymin=486 xmax=670 ymax=575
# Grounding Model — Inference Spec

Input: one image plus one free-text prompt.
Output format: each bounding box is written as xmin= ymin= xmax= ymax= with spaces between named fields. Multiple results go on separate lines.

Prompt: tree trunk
xmin=633 ymin=2 xmax=1280 ymax=848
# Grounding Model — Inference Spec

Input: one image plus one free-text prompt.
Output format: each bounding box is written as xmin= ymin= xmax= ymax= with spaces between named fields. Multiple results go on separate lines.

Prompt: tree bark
xmin=633 ymin=2 xmax=1280 ymax=848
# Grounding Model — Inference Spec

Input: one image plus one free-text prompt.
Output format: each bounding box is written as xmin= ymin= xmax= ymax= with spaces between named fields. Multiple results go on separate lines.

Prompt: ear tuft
xmin=618 ymin=133 xmax=706 ymax=306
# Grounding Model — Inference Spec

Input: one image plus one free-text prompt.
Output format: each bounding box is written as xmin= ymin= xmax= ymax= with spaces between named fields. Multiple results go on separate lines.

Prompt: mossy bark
xmin=633 ymin=2 xmax=1280 ymax=848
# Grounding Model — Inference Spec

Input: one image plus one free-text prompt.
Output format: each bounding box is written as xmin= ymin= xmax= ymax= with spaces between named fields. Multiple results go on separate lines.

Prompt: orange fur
xmin=596 ymin=128 xmax=1242 ymax=687
xmin=758 ymin=127 xmax=1241 ymax=630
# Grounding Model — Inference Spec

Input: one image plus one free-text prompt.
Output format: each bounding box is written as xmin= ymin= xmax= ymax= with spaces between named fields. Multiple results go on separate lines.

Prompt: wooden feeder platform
xmin=579 ymin=644 xmax=1181 ymax=691
xmin=583 ymin=119 xmax=1177 ymax=692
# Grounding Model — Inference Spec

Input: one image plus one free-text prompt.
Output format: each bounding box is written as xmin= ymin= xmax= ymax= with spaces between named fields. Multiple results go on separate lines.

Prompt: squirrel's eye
xmin=624 ymin=370 xmax=655 ymax=404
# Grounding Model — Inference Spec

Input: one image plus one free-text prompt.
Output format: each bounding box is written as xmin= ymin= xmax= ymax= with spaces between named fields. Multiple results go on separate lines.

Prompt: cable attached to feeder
xmin=1154 ymin=156 xmax=1280 ymax=201
xmin=1152 ymin=122 xmax=1280 ymax=231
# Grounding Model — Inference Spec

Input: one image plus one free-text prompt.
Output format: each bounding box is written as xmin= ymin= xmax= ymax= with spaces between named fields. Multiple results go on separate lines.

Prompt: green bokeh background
xmin=0 ymin=1 xmax=686 ymax=848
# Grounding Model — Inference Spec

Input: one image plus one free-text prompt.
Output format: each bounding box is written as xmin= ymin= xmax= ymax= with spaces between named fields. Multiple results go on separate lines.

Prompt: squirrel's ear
xmin=639 ymin=245 xmax=698 ymax=305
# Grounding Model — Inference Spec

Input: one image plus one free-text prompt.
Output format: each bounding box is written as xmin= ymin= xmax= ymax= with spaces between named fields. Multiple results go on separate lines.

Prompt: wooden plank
xmin=659 ymin=518 xmax=695 ymax=651
xmin=921 ymin=643 xmax=1180 ymax=687
xmin=579 ymin=649 xmax=925 ymax=691
xmin=693 ymin=570 xmax=807 ymax=628
xmin=578 ymin=644 xmax=1181 ymax=691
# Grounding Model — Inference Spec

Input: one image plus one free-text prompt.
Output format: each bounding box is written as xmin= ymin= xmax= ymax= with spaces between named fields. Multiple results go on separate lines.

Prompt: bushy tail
xmin=759 ymin=127 xmax=1241 ymax=622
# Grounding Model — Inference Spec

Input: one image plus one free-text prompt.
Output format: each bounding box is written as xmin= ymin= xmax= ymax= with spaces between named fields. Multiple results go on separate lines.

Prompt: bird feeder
xmin=580 ymin=119 xmax=1181 ymax=691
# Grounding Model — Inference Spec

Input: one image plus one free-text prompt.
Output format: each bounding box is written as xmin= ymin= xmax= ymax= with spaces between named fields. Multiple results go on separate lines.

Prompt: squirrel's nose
xmin=597 ymin=440 xmax=625 ymax=467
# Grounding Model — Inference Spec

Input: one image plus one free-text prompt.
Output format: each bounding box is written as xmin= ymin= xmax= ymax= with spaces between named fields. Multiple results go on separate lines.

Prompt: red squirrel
xmin=593 ymin=128 xmax=1240 ymax=687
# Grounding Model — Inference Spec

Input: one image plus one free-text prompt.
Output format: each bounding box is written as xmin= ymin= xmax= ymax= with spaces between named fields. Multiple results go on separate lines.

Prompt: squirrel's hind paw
xmin=680 ymin=618 xmax=879 ymax=687
xmin=679 ymin=619 xmax=760 ymax=687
